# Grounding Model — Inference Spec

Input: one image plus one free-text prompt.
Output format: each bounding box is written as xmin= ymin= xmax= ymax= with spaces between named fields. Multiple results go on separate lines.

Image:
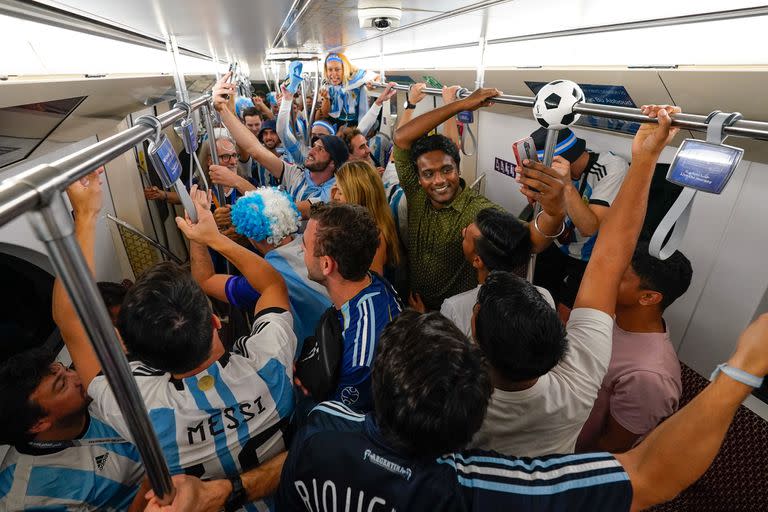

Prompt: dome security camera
xmin=358 ymin=0 xmax=402 ymax=30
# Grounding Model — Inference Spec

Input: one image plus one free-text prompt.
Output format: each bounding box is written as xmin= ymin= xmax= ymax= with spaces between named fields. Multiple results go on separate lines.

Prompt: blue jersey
xmin=0 ymin=411 xmax=144 ymax=511
xmin=281 ymin=161 xmax=336 ymax=204
xmin=277 ymin=402 xmax=633 ymax=512
xmin=225 ymin=236 xmax=332 ymax=354
xmin=333 ymin=273 xmax=402 ymax=412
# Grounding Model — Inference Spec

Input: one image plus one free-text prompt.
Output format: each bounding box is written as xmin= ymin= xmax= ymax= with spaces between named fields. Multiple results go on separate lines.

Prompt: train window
xmin=0 ymin=253 xmax=59 ymax=359
xmin=0 ymin=96 xmax=86 ymax=169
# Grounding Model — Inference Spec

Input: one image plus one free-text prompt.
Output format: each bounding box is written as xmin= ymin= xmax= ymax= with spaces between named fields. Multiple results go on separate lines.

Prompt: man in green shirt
xmin=393 ymin=87 xmax=567 ymax=311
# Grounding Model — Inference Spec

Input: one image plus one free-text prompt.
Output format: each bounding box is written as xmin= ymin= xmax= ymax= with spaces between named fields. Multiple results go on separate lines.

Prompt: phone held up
xmin=512 ymin=136 xmax=540 ymax=192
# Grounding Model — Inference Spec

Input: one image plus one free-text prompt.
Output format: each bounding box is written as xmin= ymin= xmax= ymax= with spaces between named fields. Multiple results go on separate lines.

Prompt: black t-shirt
xmin=276 ymin=401 xmax=633 ymax=511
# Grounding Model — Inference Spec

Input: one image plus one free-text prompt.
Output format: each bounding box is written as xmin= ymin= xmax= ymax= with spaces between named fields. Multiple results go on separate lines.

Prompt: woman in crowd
xmin=319 ymin=52 xmax=378 ymax=126
xmin=331 ymin=160 xmax=401 ymax=279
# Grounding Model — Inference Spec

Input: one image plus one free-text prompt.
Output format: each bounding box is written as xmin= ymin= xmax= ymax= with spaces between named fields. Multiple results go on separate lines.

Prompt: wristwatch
xmin=224 ymin=474 xmax=246 ymax=512
xmin=403 ymin=99 xmax=417 ymax=110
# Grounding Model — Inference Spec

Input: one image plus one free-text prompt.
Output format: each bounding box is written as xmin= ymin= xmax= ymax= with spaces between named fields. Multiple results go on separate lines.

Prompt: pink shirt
xmin=576 ymin=323 xmax=682 ymax=451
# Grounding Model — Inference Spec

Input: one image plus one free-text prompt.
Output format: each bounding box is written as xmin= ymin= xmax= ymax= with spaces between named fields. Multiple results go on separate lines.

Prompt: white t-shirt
xmin=441 ymin=284 xmax=555 ymax=339
xmin=470 ymin=308 xmax=613 ymax=457
xmin=88 ymin=309 xmax=296 ymax=510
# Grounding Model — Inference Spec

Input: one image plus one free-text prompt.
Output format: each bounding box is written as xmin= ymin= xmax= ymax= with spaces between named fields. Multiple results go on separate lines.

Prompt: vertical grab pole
xmin=308 ymin=59 xmax=320 ymax=125
xmin=526 ymin=128 xmax=560 ymax=283
xmin=200 ymin=103 xmax=226 ymax=205
xmin=28 ymin=194 xmax=175 ymax=504
xmin=300 ymin=76 xmax=311 ymax=145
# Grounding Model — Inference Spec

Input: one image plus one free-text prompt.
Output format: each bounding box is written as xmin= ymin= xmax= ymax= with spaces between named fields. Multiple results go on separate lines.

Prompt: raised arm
xmin=358 ymin=82 xmax=397 ymax=136
xmin=393 ymin=86 xmax=500 ymax=150
xmin=209 ymin=164 xmax=256 ymax=195
xmin=277 ymin=85 xmax=308 ymax=165
xmin=145 ymin=451 xmax=288 ymax=512
xmin=176 ymin=186 xmax=289 ymax=314
xmin=51 ymin=169 xmax=105 ymax=387
xmin=617 ymin=314 xmax=768 ymax=511
xmin=214 ymin=74 xmax=284 ymax=179
xmin=440 ymin=85 xmax=461 ymax=149
xmin=573 ymin=105 xmax=680 ymax=315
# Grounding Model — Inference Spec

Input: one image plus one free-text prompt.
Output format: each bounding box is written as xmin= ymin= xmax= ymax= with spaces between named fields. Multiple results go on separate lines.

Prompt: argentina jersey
xmin=334 ymin=273 xmax=402 ymax=412
xmin=251 ymin=159 xmax=281 ymax=188
xmin=87 ymin=309 xmax=297 ymax=512
xmin=225 ymin=236 xmax=332 ymax=354
xmin=557 ymin=151 xmax=629 ymax=261
xmin=281 ymin=161 xmax=336 ymax=204
xmin=0 ymin=410 xmax=144 ymax=511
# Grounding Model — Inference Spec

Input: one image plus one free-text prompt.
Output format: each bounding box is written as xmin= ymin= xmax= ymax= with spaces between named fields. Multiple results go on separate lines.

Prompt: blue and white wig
xmin=231 ymin=187 xmax=301 ymax=245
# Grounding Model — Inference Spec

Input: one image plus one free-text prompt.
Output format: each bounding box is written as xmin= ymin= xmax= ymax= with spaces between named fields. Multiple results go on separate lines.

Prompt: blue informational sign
xmin=667 ymin=139 xmax=743 ymax=194
xmin=457 ymin=111 xmax=474 ymax=124
xmin=526 ymin=81 xmax=641 ymax=135
xmin=494 ymin=156 xmax=516 ymax=178
xmin=148 ymin=135 xmax=183 ymax=188
xmin=182 ymin=119 xmax=198 ymax=153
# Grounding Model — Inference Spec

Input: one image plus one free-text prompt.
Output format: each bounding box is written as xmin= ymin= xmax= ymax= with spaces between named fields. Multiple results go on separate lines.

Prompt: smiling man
xmin=392 ymin=87 xmax=567 ymax=311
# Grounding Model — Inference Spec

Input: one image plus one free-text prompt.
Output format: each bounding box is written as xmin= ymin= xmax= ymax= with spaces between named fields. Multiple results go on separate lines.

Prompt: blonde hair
xmin=335 ymin=161 xmax=401 ymax=267
xmin=324 ymin=52 xmax=358 ymax=85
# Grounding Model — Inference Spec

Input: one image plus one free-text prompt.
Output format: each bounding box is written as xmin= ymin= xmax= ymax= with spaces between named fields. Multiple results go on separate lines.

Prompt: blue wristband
xmin=710 ymin=363 xmax=764 ymax=388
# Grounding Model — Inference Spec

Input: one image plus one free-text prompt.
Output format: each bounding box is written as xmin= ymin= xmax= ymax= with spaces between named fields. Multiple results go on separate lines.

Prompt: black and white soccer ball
xmin=532 ymin=80 xmax=585 ymax=130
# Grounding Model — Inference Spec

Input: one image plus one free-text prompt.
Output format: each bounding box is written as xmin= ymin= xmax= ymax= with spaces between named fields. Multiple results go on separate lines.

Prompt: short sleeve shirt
xmin=0 ymin=410 xmax=144 ymax=511
xmin=557 ymin=152 xmax=629 ymax=261
xmin=471 ymin=308 xmax=613 ymax=457
xmin=88 ymin=309 xmax=297 ymax=510
xmin=577 ymin=324 xmax=682 ymax=450
xmin=393 ymin=145 xmax=503 ymax=310
xmin=333 ymin=273 xmax=402 ymax=412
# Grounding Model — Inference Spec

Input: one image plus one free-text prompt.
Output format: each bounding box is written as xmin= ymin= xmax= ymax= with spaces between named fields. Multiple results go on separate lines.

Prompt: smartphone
xmin=512 ymin=136 xmax=539 ymax=169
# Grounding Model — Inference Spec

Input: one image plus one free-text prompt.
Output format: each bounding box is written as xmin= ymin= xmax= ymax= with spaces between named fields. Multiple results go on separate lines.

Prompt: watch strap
xmin=224 ymin=474 xmax=246 ymax=512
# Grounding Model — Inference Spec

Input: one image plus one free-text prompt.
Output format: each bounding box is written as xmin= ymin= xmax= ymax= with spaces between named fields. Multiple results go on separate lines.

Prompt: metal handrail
xmin=371 ymin=82 xmax=768 ymax=141
xmin=0 ymin=93 xmax=212 ymax=504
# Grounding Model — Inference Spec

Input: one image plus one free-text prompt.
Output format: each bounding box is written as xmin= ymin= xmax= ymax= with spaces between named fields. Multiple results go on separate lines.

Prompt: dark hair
xmin=310 ymin=203 xmax=379 ymax=281
xmin=411 ymin=134 xmax=461 ymax=171
xmin=372 ymin=310 xmax=492 ymax=457
xmin=631 ymin=241 xmax=693 ymax=310
xmin=0 ymin=348 xmax=56 ymax=444
xmin=97 ymin=281 xmax=130 ymax=310
xmin=476 ymin=271 xmax=568 ymax=381
xmin=117 ymin=262 xmax=213 ymax=374
xmin=340 ymin=127 xmax=364 ymax=153
xmin=474 ymin=208 xmax=531 ymax=272
xmin=241 ymin=107 xmax=263 ymax=121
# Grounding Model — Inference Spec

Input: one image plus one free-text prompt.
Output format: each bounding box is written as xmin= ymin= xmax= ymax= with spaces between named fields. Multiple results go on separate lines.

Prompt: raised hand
xmin=375 ymin=82 xmax=398 ymax=106
xmin=189 ymin=184 xmax=211 ymax=211
xmin=212 ymin=205 xmax=232 ymax=230
xmin=633 ymin=105 xmax=681 ymax=160
xmin=66 ymin=167 xmax=104 ymax=217
xmin=460 ymin=87 xmax=502 ymax=111
xmin=441 ymin=85 xmax=461 ymax=105
xmin=175 ymin=196 xmax=221 ymax=245
xmin=212 ymin=72 xmax=236 ymax=112
xmin=727 ymin=313 xmax=768 ymax=381
xmin=408 ymin=83 xmax=427 ymax=105
xmin=209 ymin=165 xmax=241 ymax=188
xmin=517 ymin=158 xmax=567 ymax=217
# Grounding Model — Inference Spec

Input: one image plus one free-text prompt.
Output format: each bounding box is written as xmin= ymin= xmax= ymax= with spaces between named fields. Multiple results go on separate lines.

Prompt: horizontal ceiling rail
xmin=370 ymin=81 xmax=768 ymax=141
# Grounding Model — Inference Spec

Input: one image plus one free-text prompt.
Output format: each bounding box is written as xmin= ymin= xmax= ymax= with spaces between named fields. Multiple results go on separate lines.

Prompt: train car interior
xmin=0 ymin=0 xmax=766 ymax=510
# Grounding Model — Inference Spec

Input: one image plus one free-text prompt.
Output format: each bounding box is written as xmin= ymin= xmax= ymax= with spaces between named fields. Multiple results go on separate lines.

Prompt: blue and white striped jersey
xmin=382 ymin=162 xmax=408 ymax=246
xmin=88 ymin=309 xmax=297 ymax=512
xmin=333 ymin=273 xmax=402 ymax=412
xmin=0 ymin=410 xmax=144 ymax=511
xmin=276 ymin=402 xmax=632 ymax=512
xmin=281 ymin=161 xmax=336 ymax=204
xmin=225 ymin=236 xmax=332 ymax=354
xmin=557 ymin=152 xmax=628 ymax=261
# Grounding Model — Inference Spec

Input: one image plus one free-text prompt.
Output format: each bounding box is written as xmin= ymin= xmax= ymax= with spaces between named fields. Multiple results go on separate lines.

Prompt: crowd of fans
xmin=1 ymin=51 xmax=766 ymax=512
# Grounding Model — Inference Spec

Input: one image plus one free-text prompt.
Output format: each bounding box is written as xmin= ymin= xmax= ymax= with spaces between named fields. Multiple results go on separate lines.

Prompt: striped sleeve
xmin=439 ymin=451 xmax=632 ymax=511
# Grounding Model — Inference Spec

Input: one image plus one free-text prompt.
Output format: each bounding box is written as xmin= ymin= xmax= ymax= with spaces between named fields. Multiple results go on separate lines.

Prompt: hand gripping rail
xmin=0 ymin=93 xmax=211 ymax=504
xmin=369 ymin=82 xmax=768 ymax=141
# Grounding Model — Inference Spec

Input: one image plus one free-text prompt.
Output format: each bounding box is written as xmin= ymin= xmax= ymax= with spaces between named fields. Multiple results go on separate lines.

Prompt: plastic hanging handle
xmin=648 ymin=111 xmax=742 ymax=260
